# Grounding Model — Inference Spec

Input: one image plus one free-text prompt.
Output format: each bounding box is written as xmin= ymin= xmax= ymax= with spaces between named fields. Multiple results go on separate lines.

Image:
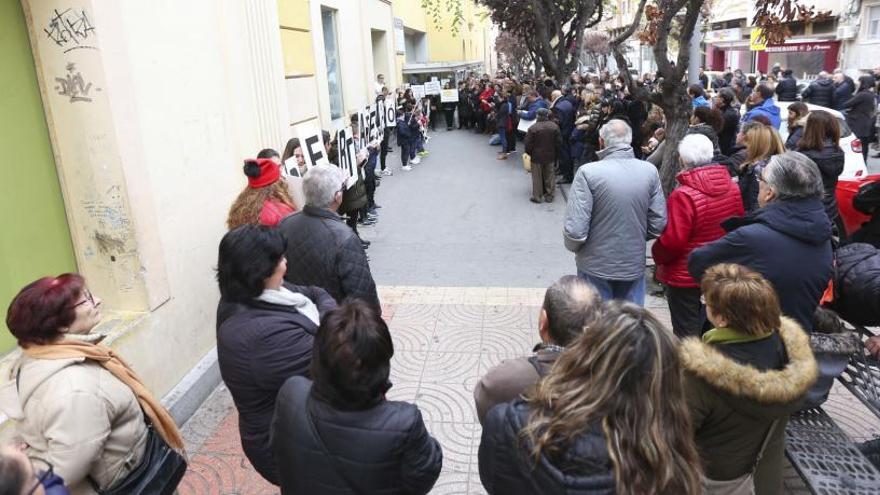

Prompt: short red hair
xmin=6 ymin=274 xmax=85 ymax=347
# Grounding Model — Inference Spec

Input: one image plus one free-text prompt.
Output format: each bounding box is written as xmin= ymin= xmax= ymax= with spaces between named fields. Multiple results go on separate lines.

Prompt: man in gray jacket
xmin=563 ymin=119 xmax=666 ymax=305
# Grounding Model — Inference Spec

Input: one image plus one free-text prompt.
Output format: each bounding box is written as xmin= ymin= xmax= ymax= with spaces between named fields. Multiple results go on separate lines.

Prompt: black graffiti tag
xmin=44 ymin=8 xmax=96 ymax=52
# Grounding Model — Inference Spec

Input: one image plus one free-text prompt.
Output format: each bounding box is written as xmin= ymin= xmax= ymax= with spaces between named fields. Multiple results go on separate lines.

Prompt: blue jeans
xmin=577 ymin=271 xmax=646 ymax=307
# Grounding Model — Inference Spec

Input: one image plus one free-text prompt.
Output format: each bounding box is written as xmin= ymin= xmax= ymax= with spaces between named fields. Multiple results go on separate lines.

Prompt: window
xmin=321 ymin=8 xmax=344 ymax=120
xmin=869 ymin=6 xmax=880 ymax=40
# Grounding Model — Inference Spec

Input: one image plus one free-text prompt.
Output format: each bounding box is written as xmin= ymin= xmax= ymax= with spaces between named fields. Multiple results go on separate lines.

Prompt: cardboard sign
xmin=384 ymin=100 xmax=397 ymax=127
xmin=425 ymin=80 xmax=442 ymax=95
xmin=335 ymin=127 xmax=358 ymax=188
xmin=411 ymin=84 xmax=426 ymax=100
xmin=292 ymin=121 xmax=329 ymax=170
xmin=517 ymin=118 xmax=536 ymax=133
xmin=441 ymin=88 xmax=459 ymax=103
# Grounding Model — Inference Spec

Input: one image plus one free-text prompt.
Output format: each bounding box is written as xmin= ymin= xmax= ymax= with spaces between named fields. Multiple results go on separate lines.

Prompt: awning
xmin=402 ymin=60 xmax=484 ymax=74
xmin=711 ymin=40 xmax=751 ymax=50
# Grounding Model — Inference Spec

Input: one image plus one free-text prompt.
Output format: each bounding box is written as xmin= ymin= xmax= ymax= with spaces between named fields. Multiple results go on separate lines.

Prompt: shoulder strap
xmin=305 ymin=395 xmax=365 ymax=495
xmin=751 ymin=419 xmax=780 ymax=472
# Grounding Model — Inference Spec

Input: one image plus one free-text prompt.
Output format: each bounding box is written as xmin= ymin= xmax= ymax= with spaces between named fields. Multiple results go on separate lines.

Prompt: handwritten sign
xmin=441 ymin=89 xmax=459 ymax=103
xmin=425 ymin=80 xmax=442 ymax=95
xmin=411 ymin=84 xmax=426 ymax=100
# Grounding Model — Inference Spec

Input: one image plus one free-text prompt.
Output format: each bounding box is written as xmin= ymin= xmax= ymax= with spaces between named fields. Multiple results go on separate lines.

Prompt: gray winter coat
xmin=564 ymin=145 xmax=667 ymax=280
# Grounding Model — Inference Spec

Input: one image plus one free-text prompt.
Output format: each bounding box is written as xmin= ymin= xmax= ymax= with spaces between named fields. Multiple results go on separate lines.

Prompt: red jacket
xmin=652 ymin=165 xmax=744 ymax=287
xmin=479 ymin=88 xmax=495 ymax=113
xmin=259 ymin=199 xmax=295 ymax=227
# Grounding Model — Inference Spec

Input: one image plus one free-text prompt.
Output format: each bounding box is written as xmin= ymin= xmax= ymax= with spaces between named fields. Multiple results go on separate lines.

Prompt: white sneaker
xmin=402 ymin=165 xmax=413 ymax=171
xmin=381 ymin=169 xmax=393 ymax=176
xmin=410 ymin=156 xmax=421 ymax=165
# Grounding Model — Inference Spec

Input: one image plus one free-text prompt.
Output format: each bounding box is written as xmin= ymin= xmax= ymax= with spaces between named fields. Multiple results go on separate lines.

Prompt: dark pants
xmin=380 ymin=132 xmax=390 ymax=170
xmin=365 ymin=159 xmax=377 ymax=207
xmin=400 ymin=143 xmax=411 ymax=166
xmin=665 ymin=286 xmax=705 ymax=338
xmin=558 ymin=137 xmax=573 ymax=181
xmin=505 ymin=128 xmax=516 ymax=152
xmin=345 ymin=209 xmax=360 ymax=237
xmin=859 ymin=135 xmax=871 ymax=162
xmin=444 ymin=110 xmax=455 ymax=129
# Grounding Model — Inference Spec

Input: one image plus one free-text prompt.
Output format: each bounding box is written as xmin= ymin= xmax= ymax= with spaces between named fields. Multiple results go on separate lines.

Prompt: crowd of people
xmin=2 ymin=66 xmax=880 ymax=495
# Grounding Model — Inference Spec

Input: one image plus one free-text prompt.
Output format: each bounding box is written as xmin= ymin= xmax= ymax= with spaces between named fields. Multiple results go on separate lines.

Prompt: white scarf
xmin=257 ymin=287 xmax=321 ymax=326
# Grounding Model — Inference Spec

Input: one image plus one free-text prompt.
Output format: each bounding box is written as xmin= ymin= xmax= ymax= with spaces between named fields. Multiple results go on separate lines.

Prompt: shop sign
xmin=765 ymin=43 xmax=835 ymax=53
xmin=704 ymin=28 xmax=741 ymax=43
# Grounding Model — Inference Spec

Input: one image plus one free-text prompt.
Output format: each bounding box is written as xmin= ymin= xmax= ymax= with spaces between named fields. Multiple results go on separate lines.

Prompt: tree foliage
xmin=421 ymin=0 xmax=466 ymax=36
xmin=496 ymin=30 xmax=532 ymax=77
xmin=752 ymin=0 xmax=832 ymax=45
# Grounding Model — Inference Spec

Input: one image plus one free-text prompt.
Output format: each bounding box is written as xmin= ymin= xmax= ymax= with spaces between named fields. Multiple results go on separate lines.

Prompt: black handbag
xmin=94 ymin=423 xmax=188 ymax=495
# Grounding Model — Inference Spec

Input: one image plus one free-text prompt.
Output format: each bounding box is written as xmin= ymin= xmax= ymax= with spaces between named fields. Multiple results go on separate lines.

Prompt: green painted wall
xmin=0 ymin=0 xmax=77 ymax=352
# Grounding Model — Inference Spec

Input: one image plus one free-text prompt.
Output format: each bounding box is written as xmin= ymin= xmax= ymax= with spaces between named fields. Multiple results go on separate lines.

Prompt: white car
xmin=774 ymin=102 xmax=868 ymax=179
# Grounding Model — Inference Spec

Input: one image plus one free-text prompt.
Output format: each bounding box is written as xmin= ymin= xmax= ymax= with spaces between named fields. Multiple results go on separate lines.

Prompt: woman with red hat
xmin=227 ymin=158 xmax=296 ymax=229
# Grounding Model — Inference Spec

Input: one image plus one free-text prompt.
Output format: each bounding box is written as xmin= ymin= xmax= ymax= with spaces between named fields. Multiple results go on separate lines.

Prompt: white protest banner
xmin=431 ymin=76 xmax=439 ymax=82
xmin=411 ymin=84 xmax=426 ymax=100
xmin=292 ymin=121 xmax=329 ymax=171
xmin=335 ymin=127 xmax=357 ymax=188
xmin=425 ymin=80 xmax=442 ymax=95
xmin=377 ymin=99 xmax=386 ymax=130
xmin=441 ymin=79 xmax=450 ymax=86
xmin=385 ymin=100 xmax=397 ymax=127
xmin=517 ymin=118 xmax=536 ymax=133
xmin=441 ymin=88 xmax=459 ymax=103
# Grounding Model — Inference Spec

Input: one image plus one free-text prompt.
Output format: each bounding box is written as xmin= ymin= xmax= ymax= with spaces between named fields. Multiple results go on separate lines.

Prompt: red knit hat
xmin=243 ymin=158 xmax=280 ymax=189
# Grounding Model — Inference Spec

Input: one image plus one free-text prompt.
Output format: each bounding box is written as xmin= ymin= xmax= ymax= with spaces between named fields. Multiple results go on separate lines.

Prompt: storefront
xmin=757 ymin=41 xmax=840 ymax=76
xmin=704 ymin=28 xmax=755 ymax=72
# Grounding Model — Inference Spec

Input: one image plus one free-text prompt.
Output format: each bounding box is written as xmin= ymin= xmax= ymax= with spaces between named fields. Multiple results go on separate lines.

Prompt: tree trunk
xmin=658 ymin=104 xmax=689 ymax=195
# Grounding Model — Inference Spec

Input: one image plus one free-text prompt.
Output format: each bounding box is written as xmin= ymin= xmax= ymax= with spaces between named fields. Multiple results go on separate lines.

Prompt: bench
xmin=785 ymin=324 xmax=880 ymax=493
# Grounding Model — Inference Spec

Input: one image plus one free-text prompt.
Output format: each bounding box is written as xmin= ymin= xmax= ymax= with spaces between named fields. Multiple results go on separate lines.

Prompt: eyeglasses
xmin=27 ymin=457 xmax=53 ymax=495
xmin=72 ymin=289 xmax=95 ymax=309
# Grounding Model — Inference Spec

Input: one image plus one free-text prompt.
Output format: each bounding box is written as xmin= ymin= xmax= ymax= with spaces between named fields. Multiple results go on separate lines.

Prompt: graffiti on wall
xmin=54 ymin=62 xmax=100 ymax=103
xmin=44 ymin=8 xmax=96 ymax=52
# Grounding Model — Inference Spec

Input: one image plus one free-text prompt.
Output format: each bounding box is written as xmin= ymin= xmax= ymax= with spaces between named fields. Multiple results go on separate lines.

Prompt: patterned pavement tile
xmin=177 ymin=286 xmax=870 ymax=494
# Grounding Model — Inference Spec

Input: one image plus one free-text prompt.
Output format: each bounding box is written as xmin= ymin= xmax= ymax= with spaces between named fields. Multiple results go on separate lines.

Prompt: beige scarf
xmin=23 ymin=340 xmax=185 ymax=451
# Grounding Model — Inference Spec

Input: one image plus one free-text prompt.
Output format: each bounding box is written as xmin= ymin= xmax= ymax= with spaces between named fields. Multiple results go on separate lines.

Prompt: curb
xmin=161 ymin=348 xmax=221 ymax=426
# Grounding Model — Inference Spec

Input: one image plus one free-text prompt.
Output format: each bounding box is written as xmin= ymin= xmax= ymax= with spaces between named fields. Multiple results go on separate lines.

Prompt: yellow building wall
xmin=397 ymin=0 xmax=493 ymax=65
xmin=278 ymin=0 xmax=316 ymax=77
xmin=394 ymin=0 xmax=427 ymax=33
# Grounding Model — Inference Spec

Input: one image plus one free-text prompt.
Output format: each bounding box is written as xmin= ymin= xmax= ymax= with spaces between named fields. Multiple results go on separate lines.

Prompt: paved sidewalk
xmin=176 ymin=286 xmax=880 ymax=494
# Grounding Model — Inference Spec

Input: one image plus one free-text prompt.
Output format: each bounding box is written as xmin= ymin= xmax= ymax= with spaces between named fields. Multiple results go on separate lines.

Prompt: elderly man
xmin=564 ymin=119 xmax=667 ymax=305
xmin=801 ymin=71 xmax=835 ymax=108
xmin=473 ymin=276 xmax=601 ymax=424
xmin=652 ymin=135 xmax=744 ymax=337
xmin=689 ymin=152 xmax=833 ymax=331
xmin=278 ymin=165 xmax=381 ymax=313
xmin=524 ymin=108 xmax=562 ymax=203
xmin=832 ymin=69 xmax=855 ymax=111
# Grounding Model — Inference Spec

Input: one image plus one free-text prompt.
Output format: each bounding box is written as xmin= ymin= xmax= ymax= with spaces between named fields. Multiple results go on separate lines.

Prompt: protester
xmin=350 ymin=117 xmax=379 ymax=230
xmin=495 ymin=88 xmax=516 ymax=160
xmin=564 ymin=120 xmax=666 ymax=305
xmin=832 ymin=70 xmax=855 ymax=111
xmin=281 ymin=138 xmax=307 ymax=177
xmin=0 ymin=444 xmax=69 ymax=495
xmin=801 ymin=72 xmax=835 ymax=108
xmin=278 ymin=165 xmax=381 ymax=312
xmin=2 ymin=274 xmax=184 ymax=494
xmin=773 ymin=69 xmax=798 ymax=102
xmin=688 ymin=84 xmax=710 ymax=108
xmin=689 ymin=151 xmax=833 ymax=332
xmin=473 ymin=276 xmax=601 ymax=423
xmin=652 ymin=135 xmax=744 ymax=338
xmin=784 ymin=101 xmax=810 ymax=150
xmin=257 ymin=148 xmax=282 ymax=163
xmin=215 ymin=225 xmax=336 ymax=485
xmin=396 ymin=107 xmax=416 ymax=171
xmin=478 ymin=302 xmax=702 ymax=495
xmin=457 ymin=81 xmax=473 ymax=129
xmin=689 ymin=106 xmax=725 ymax=156
xmin=374 ymin=74 xmax=385 ymax=96
xmin=796 ymin=110 xmax=846 ymax=229
xmin=742 ymin=85 xmax=781 ymax=129
xmin=682 ymin=264 xmax=817 ymax=494
xmin=738 ymin=123 xmax=786 ymax=213
xmin=843 ymin=74 xmax=877 ymax=162
xmin=227 ymin=158 xmax=296 ymax=229
xmin=518 ymin=90 xmax=549 ymax=121
xmin=716 ymin=88 xmax=741 ymax=156
xmin=550 ymin=89 xmax=576 ymax=183
xmin=524 ymin=108 xmax=561 ymax=204
xmin=699 ymin=67 xmax=709 ymax=89
xmin=272 ymin=301 xmax=442 ymax=494
xmin=377 ymin=88 xmax=394 ymax=176
xmin=441 ymin=82 xmax=456 ymax=131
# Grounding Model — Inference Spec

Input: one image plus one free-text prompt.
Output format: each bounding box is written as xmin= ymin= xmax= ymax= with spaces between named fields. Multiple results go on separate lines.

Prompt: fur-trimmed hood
xmin=680 ymin=317 xmax=818 ymax=417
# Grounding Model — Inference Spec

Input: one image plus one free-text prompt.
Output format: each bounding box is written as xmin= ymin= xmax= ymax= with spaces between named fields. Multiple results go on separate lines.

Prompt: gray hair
xmin=678 ymin=134 xmax=714 ymax=167
xmin=542 ymin=275 xmax=602 ymax=347
xmin=599 ymin=119 xmax=632 ymax=148
xmin=536 ymin=107 xmax=551 ymax=122
xmin=303 ymin=165 xmax=345 ymax=208
xmin=763 ymin=151 xmax=824 ymax=201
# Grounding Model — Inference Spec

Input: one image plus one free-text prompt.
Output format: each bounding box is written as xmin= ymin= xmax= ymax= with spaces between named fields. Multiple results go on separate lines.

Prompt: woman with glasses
xmin=0 ymin=444 xmax=68 ymax=494
xmin=216 ymin=225 xmax=337 ymax=485
xmin=2 ymin=274 xmax=184 ymax=494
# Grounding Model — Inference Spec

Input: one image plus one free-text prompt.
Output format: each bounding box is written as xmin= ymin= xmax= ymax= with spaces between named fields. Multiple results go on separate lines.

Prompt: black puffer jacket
xmin=216 ymin=283 xmax=337 ymax=484
xmin=719 ymin=105 xmax=740 ymax=156
xmin=775 ymin=77 xmax=798 ymax=102
xmin=479 ymin=400 xmax=616 ymax=494
xmin=271 ymin=376 xmax=443 ymax=494
xmin=833 ymin=78 xmax=855 ymax=111
xmin=830 ymin=243 xmax=880 ymax=326
xmin=799 ymin=141 xmax=845 ymax=223
xmin=844 ymin=88 xmax=877 ymax=138
xmin=801 ymin=78 xmax=835 ymax=108
xmin=279 ymin=206 xmax=381 ymax=313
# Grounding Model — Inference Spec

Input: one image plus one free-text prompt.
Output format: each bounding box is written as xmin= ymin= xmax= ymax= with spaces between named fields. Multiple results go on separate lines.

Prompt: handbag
xmin=700 ymin=419 xmax=779 ymax=495
xmin=94 ymin=423 xmax=187 ymax=495
xmin=522 ymin=152 xmax=532 ymax=173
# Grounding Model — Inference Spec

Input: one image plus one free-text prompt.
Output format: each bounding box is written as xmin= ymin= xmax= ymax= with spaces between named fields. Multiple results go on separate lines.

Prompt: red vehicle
xmin=837 ymin=173 xmax=880 ymax=237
